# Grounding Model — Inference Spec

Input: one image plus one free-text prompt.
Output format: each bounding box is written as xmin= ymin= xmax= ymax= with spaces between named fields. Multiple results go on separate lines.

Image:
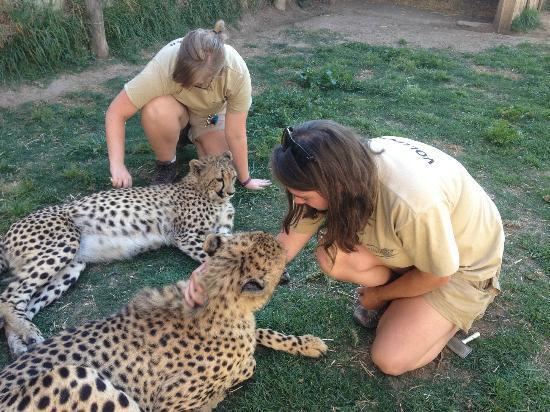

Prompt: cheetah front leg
xmin=1 ymin=233 xmax=80 ymax=357
xmin=172 ymin=231 xmax=208 ymax=262
xmin=213 ymin=202 xmax=235 ymax=235
xmin=256 ymin=328 xmax=328 ymax=358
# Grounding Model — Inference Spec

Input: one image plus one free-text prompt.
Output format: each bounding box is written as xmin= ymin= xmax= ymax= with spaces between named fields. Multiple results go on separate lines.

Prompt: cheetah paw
xmin=5 ymin=324 xmax=44 ymax=358
xmin=299 ymin=335 xmax=328 ymax=358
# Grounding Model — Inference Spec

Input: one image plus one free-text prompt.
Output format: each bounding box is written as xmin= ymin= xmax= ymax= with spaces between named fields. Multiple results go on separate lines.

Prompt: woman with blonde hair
xmin=105 ymin=20 xmax=270 ymax=189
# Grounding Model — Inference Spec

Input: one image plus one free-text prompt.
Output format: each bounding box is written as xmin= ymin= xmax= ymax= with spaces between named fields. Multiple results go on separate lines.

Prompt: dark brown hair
xmin=172 ymin=20 xmax=226 ymax=87
xmin=270 ymin=120 xmax=380 ymax=258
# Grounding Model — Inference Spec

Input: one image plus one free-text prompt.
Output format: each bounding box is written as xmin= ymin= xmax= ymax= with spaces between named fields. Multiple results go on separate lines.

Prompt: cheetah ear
xmin=204 ymin=234 xmax=228 ymax=256
xmin=189 ymin=159 xmax=206 ymax=175
xmin=222 ymin=150 xmax=233 ymax=161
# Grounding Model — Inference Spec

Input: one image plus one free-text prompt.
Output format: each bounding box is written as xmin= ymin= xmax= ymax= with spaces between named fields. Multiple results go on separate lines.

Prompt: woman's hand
xmin=184 ymin=262 xmax=209 ymax=308
xmin=110 ymin=164 xmax=132 ymax=188
xmin=357 ymin=286 xmax=388 ymax=310
xmin=242 ymin=178 xmax=271 ymax=190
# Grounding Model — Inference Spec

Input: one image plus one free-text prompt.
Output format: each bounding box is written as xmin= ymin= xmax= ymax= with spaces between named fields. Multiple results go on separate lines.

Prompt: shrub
xmin=511 ymin=8 xmax=541 ymax=32
xmin=485 ymin=119 xmax=520 ymax=146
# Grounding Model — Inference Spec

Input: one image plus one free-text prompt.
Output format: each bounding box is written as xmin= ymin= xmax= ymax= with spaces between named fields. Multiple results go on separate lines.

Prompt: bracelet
xmin=239 ymin=177 xmax=252 ymax=187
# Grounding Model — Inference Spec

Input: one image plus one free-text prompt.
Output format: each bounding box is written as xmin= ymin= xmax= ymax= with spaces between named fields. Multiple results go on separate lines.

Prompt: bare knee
xmin=315 ymin=247 xmax=342 ymax=280
xmin=141 ymin=96 xmax=187 ymax=128
xmin=371 ymin=346 xmax=410 ymax=376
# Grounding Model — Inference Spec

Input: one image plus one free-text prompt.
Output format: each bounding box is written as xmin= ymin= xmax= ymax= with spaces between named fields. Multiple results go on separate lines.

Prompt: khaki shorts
xmin=424 ymin=268 xmax=501 ymax=332
xmin=187 ymin=109 xmax=226 ymax=143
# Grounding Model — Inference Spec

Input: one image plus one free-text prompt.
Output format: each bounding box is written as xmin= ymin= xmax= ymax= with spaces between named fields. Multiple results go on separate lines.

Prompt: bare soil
xmin=0 ymin=0 xmax=548 ymax=108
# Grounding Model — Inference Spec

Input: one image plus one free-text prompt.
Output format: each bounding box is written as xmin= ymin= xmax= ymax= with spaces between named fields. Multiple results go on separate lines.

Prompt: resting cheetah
xmin=0 ymin=152 xmax=236 ymax=358
xmin=0 ymin=231 xmax=327 ymax=411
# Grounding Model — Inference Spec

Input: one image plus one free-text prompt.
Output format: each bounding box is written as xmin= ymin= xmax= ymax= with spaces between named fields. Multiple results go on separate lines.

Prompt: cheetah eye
xmin=241 ymin=280 xmax=264 ymax=292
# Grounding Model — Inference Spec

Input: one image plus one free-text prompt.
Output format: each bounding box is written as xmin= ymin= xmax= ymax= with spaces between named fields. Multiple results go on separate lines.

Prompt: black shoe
xmin=152 ymin=160 xmax=178 ymax=185
xmin=353 ymin=306 xmax=383 ymax=329
xmin=177 ymin=125 xmax=192 ymax=150
xmin=279 ymin=268 xmax=291 ymax=285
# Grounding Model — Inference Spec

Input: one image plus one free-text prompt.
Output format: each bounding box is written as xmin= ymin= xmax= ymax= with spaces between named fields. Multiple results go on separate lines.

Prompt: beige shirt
xmin=294 ymin=136 xmax=504 ymax=282
xmin=124 ymin=41 xmax=252 ymax=116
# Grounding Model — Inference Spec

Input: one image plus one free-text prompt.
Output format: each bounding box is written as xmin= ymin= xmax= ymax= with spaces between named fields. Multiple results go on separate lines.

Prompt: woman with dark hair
xmin=270 ymin=119 xmax=504 ymax=376
xmin=105 ymin=20 xmax=270 ymax=189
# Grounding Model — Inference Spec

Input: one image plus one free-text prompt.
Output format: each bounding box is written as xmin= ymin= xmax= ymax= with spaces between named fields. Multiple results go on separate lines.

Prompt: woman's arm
xmin=224 ymin=111 xmax=271 ymax=190
xmin=105 ymin=90 xmax=138 ymax=188
xmin=277 ymin=229 xmax=316 ymax=263
xmin=359 ymin=267 xmax=450 ymax=309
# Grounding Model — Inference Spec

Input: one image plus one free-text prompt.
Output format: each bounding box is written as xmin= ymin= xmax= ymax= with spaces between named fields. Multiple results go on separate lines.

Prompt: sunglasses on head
xmin=281 ymin=127 xmax=315 ymax=164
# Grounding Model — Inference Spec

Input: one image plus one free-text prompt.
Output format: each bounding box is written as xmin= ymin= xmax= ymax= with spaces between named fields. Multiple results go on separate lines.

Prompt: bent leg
xmin=315 ymin=244 xmax=392 ymax=287
xmin=141 ymin=96 xmax=189 ymax=162
xmin=194 ymin=129 xmax=228 ymax=157
xmin=371 ymin=295 xmax=458 ymax=376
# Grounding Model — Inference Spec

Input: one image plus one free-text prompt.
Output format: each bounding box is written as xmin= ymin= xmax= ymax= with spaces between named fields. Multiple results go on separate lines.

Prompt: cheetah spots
xmin=36 ymin=395 xmax=50 ymax=409
xmin=80 ymin=383 xmax=92 ymax=401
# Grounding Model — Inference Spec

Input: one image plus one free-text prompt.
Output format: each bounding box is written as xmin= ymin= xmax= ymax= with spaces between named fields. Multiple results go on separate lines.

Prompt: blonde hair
xmin=173 ymin=20 xmax=227 ymax=87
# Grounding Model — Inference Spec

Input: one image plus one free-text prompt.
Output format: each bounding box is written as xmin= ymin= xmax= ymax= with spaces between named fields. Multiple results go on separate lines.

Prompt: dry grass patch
xmin=472 ymin=65 xmax=522 ymax=80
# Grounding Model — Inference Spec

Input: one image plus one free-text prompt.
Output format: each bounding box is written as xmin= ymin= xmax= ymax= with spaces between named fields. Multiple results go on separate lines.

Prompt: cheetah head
xmin=188 ymin=151 xmax=236 ymax=203
xmin=200 ymin=231 xmax=286 ymax=313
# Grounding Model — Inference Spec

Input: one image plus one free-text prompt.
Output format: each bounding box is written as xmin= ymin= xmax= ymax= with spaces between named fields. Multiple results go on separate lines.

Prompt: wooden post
xmin=84 ymin=0 xmax=109 ymax=59
xmin=494 ymin=0 xmax=528 ymax=33
xmin=274 ymin=0 xmax=286 ymax=11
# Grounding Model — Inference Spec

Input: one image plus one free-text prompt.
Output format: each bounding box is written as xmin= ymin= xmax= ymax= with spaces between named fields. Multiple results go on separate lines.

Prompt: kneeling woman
xmin=272 ymin=120 xmax=504 ymax=376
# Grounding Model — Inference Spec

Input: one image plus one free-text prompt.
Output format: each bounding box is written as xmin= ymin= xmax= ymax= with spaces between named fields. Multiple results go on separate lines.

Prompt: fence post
xmin=84 ymin=0 xmax=109 ymax=58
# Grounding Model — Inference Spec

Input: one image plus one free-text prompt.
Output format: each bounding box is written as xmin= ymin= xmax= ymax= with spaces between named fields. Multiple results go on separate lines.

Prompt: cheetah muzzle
xmin=0 ymin=152 xmax=236 ymax=357
xmin=0 ymin=231 xmax=328 ymax=411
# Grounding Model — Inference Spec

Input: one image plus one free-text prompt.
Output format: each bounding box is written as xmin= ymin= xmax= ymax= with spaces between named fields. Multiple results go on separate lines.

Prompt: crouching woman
xmin=272 ymin=120 xmax=504 ymax=376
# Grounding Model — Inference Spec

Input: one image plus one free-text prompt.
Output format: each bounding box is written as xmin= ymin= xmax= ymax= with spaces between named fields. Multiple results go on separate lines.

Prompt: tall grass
xmin=0 ymin=1 xmax=90 ymax=82
xmin=511 ymin=8 xmax=541 ymax=32
xmin=0 ymin=0 xmax=246 ymax=83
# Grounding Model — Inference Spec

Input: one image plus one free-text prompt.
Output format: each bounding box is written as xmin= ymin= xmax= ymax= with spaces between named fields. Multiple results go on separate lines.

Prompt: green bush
xmin=511 ymin=8 xmax=541 ymax=32
xmin=485 ymin=119 xmax=520 ymax=146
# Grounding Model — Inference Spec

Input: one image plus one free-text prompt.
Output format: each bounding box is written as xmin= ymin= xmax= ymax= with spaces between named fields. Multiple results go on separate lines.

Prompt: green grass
xmin=0 ymin=0 xmax=248 ymax=84
xmin=511 ymin=8 xmax=542 ymax=32
xmin=1 ymin=31 xmax=549 ymax=411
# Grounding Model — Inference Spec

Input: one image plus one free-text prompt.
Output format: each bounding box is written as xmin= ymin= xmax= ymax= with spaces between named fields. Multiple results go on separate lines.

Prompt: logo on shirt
xmin=366 ymin=244 xmax=397 ymax=258
xmin=382 ymin=137 xmax=435 ymax=165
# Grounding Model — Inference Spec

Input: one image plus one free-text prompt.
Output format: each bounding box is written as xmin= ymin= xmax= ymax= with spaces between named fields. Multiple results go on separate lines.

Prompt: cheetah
xmin=0 ymin=152 xmax=236 ymax=358
xmin=0 ymin=231 xmax=328 ymax=411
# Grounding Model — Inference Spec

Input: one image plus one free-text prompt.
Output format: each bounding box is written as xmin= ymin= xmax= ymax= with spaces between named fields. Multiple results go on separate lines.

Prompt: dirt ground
xmin=0 ymin=0 xmax=548 ymax=109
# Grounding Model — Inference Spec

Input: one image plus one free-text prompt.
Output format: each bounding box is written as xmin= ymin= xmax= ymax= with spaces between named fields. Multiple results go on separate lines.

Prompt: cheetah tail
xmin=0 ymin=237 xmax=8 ymax=275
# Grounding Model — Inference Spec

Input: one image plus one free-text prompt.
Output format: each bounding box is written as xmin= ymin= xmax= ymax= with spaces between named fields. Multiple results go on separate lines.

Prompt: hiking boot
xmin=177 ymin=125 xmax=192 ymax=150
xmin=353 ymin=305 xmax=383 ymax=329
xmin=151 ymin=160 xmax=178 ymax=185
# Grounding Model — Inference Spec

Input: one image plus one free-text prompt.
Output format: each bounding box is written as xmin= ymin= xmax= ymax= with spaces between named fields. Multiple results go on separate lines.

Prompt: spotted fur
xmin=0 ymin=231 xmax=327 ymax=411
xmin=0 ymin=152 xmax=236 ymax=357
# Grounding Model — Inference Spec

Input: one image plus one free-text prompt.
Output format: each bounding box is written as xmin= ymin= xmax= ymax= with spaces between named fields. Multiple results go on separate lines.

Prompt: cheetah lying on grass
xmin=0 ymin=152 xmax=236 ymax=357
xmin=0 ymin=231 xmax=327 ymax=411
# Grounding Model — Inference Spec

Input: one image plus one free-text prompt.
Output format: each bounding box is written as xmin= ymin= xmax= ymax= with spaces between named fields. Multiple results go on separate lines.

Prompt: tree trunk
xmin=84 ymin=0 xmax=109 ymax=59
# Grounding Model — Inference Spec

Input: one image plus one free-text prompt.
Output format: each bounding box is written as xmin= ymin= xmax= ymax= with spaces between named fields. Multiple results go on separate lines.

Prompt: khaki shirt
xmin=124 ymin=41 xmax=252 ymax=116
xmin=294 ymin=136 xmax=504 ymax=282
